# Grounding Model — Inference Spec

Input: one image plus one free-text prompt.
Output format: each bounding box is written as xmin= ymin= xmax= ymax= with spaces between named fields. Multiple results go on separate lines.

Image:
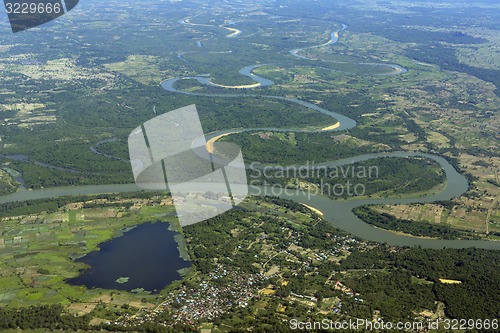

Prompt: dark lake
xmin=67 ymin=222 xmax=190 ymax=293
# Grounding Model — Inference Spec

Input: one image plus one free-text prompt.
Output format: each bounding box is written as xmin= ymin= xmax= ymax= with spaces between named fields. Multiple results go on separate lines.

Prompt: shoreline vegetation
xmin=353 ymin=205 xmax=482 ymax=240
xmin=69 ymin=220 xmax=191 ymax=285
xmin=169 ymin=219 xmax=192 ymax=263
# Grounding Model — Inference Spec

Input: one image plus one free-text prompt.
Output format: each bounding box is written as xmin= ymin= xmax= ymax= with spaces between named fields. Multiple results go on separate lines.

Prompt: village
xmin=109 ymin=201 xmax=373 ymax=329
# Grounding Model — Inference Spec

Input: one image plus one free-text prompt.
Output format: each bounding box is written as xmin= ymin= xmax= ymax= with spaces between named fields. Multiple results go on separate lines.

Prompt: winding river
xmin=161 ymin=23 xmax=497 ymax=249
xmin=1 ymin=23 xmax=498 ymax=250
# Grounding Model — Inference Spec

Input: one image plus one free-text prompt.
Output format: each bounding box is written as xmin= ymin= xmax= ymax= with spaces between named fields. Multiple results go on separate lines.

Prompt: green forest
xmin=353 ymin=206 xmax=478 ymax=240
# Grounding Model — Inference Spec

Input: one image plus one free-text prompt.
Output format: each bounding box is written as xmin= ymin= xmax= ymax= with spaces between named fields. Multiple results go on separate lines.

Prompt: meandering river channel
xmin=1 ymin=24 xmax=498 ymax=250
